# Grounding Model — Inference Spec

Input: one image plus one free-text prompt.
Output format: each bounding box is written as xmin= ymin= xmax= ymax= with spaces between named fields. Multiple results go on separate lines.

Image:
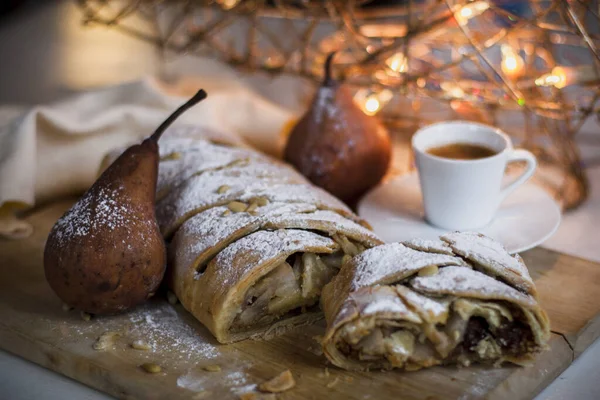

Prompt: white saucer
xmin=358 ymin=173 xmax=562 ymax=254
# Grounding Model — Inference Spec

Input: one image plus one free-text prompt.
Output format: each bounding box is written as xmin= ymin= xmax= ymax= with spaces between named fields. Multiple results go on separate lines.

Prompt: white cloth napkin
xmin=0 ymin=70 xmax=310 ymax=239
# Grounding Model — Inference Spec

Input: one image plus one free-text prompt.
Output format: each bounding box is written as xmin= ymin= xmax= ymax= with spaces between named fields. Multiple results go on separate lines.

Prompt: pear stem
xmin=150 ymin=89 xmax=208 ymax=142
xmin=323 ymin=52 xmax=336 ymax=86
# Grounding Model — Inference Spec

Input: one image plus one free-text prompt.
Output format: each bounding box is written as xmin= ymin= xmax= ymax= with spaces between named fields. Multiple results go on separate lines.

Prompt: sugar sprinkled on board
xmin=127 ymin=304 xmax=219 ymax=360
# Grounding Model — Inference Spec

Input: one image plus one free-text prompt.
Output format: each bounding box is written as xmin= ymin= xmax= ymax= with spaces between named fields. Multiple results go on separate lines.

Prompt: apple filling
xmin=336 ymin=298 xmax=540 ymax=369
xmin=232 ymin=251 xmax=346 ymax=330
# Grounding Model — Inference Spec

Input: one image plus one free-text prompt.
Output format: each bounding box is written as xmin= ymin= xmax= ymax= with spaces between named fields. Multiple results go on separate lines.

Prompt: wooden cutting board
xmin=1 ymin=199 xmax=599 ymax=400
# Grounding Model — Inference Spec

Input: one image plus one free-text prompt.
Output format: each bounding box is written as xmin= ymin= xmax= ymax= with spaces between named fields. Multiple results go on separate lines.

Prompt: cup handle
xmin=499 ymin=149 xmax=537 ymax=202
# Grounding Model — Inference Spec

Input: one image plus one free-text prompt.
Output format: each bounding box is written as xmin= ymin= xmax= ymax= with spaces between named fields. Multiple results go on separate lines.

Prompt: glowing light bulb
xmin=500 ymin=45 xmax=524 ymax=79
xmin=454 ymin=1 xmax=490 ymax=26
xmin=354 ymin=89 xmax=393 ymax=116
xmin=441 ymin=82 xmax=465 ymax=99
xmin=218 ymin=0 xmax=240 ymax=10
xmin=364 ymin=96 xmax=381 ymax=115
xmin=385 ymin=53 xmax=408 ymax=74
xmin=535 ymin=67 xmax=568 ymax=89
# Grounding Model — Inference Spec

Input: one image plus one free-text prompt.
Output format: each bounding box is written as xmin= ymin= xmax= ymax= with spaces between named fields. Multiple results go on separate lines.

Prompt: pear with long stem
xmin=44 ymin=90 xmax=207 ymax=315
xmin=284 ymin=53 xmax=391 ymax=203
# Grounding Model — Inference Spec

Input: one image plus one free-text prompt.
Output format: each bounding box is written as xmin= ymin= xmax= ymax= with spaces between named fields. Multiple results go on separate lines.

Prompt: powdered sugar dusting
xmin=362 ymin=296 xmax=408 ymax=315
xmin=410 ymin=266 xmax=536 ymax=308
xmin=173 ymin=202 xmax=318 ymax=276
xmin=208 ymin=229 xmax=338 ymax=294
xmin=50 ymin=183 xmax=143 ymax=247
xmin=126 ymin=303 xmax=219 ymax=360
xmin=404 ymin=238 xmax=454 ymax=255
xmin=265 ymin=210 xmax=381 ymax=247
xmin=314 ymin=87 xmax=336 ymax=125
xmin=349 ymin=243 xmax=467 ymax=290
xmin=157 ymin=146 xmax=259 ymax=197
xmin=395 ymin=285 xmax=450 ymax=323
xmin=441 ymin=232 xmax=534 ymax=294
xmin=157 ymin=175 xmax=352 ymax=237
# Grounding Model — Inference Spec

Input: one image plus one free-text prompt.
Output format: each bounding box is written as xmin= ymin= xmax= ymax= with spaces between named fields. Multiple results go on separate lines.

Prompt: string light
xmin=500 ymin=44 xmax=524 ymax=79
xmin=530 ymin=65 xmax=599 ymax=89
xmin=535 ymin=68 xmax=567 ymax=88
xmin=386 ymin=52 xmax=408 ymax=74
xmin=364 ymin=96 xmax=381 ymax=115
xmin=440 ymin=82 xmax=465 ymax=99
xmin=454 ymin=1 xmax=490 ymax=26
xmin=217 ymin=0 xmax=240 ymax=9
xmin=354 ymin=89 xmax=393 ymax=116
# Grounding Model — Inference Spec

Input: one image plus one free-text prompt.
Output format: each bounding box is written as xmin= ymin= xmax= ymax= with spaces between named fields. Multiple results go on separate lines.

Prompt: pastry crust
xmin=321 ymin=233 xmax=550 ymax=371
xmin=151 ymin=129 xmax=381 ymax=343
xmin=190 ymin=229 xmax=338 ymax=343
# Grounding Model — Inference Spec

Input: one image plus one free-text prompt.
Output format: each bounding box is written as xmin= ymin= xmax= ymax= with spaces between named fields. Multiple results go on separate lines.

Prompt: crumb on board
xmin=326 ymin=377 xmax=340 ymax=389
xmin=317 ymin=368 xmax=330 ymax=378
xmin=93 ymin=331 xmax=119 ymax=351
xmin=131 ymin=339 xmax=151 ymax=351
xmin=239 ymin=392 xmax=276 ymax=400
xmin=258 ymin=370 xmax=295 ymax=393
xmin=141 ymin=363 xmax=162 ymax=374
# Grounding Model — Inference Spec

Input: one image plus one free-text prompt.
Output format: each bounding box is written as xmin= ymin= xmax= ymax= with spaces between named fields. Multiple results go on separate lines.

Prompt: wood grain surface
xmin=0 ymin=199 xmax=597 ymax=400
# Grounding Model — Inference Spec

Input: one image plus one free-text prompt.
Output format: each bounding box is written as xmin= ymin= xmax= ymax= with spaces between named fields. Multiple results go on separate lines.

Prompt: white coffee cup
xmin=412 ymin=121 xmax=537 ymax=230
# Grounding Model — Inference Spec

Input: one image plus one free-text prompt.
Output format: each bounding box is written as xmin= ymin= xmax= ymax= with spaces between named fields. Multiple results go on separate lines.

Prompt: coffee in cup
xmin=412 ymin=121 xmax=537 ymax=231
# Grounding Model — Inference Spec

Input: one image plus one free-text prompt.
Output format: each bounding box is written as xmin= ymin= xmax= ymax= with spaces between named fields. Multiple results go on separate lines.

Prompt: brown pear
xmin=284 ymin=53 xmax=391 ymax=204
xmin=44 ymin=90 xmax=207 ymax=315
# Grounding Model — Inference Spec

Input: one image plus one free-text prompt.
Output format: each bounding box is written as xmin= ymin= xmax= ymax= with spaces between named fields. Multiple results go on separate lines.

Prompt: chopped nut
xmin=228 ymin=201 xmax=248 ymax=213
xmin=326 ymin=377 xmax=340 ymax=389
xmin=255 ymin=197 xmax=269 ymax=207
xmin=161 ymin=152 xmax=182 ymax=161
xmin=93 ymin=331 xmax=119 ymax=351
xmin=217 ymin=185 xmax=231 ymax=194
xmin=203 ymin=365 xmax=221 ymax=372
xmin=192 ymin=391 xmax=211 ymax=399
xmin=248 ymin=211 xmax=259 ymax=216
xmin=222 ymin=209 xmax=231 ymax=217
xmin=167 ymin=291 xmax=178 ymax=305
xmin=131 ymin=340 xmax=151 ymax=351
xmin=141 ymin=363 xmax=161 ymax=374
xmin=62 ymin=303 xmax=73 ymax=312
xmin=246 ymin=201 xmax=259 ymax=213
xmin=258 ymin=370 xmax=295 ymax=393
xmin=80 ymin=311 xmax=92 ymax=321
xmin=418 ymin=265 xmax=439 ymax=277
